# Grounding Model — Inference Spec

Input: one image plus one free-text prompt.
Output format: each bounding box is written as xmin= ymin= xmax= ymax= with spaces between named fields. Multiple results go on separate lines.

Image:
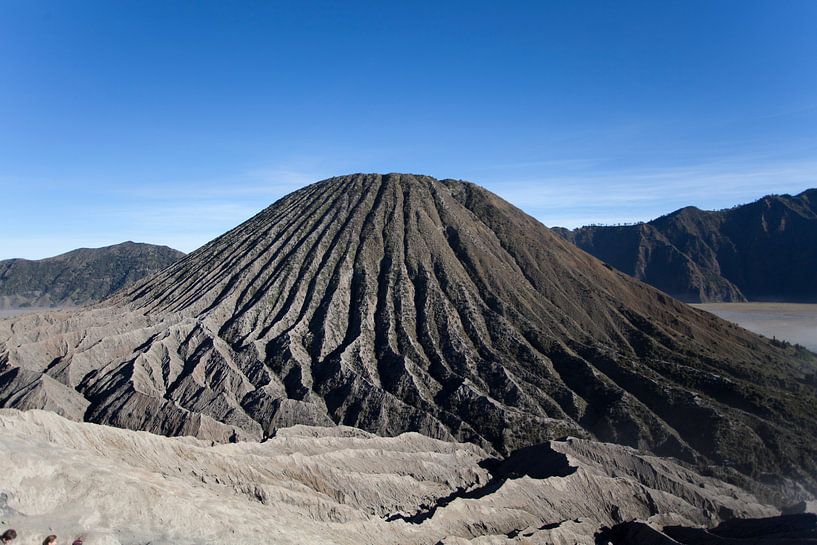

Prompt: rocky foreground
xmin=1 ymin=409 xmax=800 ymax=545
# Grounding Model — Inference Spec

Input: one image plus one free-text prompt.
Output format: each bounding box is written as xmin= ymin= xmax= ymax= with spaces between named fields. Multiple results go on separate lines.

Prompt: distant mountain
xmin=555 ymin=189 xmax=817 ymax=303
xmin=0 ymin=242 xmax=184 ymax=309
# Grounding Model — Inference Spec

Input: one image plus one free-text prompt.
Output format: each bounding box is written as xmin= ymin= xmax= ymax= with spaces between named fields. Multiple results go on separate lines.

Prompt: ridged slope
xmin=1 ymin=174 xmax=816 ymax=499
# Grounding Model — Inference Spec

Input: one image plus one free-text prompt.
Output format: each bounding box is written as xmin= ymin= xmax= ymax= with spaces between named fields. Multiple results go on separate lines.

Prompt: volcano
xmin=1 ymin=173 xmax=815 ymax=498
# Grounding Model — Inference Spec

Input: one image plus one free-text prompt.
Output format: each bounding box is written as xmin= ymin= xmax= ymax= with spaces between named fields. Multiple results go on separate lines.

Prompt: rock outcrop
xmin=555 ymin=188 xmax=817 ymax=303
xmin=0 ymin=174 xmax=815 ymax=501
xmin=0 ymin=241 xmax=184 ymax=309
xmin=0 ymin=409 xmax=780 ymax=545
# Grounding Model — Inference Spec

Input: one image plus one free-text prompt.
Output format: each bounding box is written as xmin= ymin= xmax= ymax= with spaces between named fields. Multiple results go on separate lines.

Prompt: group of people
xmin=2 ymin=529 xmax=82 ymax=545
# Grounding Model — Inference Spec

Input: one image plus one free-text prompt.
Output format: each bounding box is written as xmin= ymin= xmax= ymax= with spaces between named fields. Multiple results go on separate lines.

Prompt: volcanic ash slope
xmin=0 ymin=409 xmax=776 ymax=545
xmin=0 ymin=174 xmax=816 ymax=499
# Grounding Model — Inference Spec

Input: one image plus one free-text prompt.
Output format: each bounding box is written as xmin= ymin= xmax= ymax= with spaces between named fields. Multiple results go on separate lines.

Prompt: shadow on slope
xmin=386 ymin=442 xmax=577 ymax=524
xmin=596 ymin=513 xmax=817 ymax=545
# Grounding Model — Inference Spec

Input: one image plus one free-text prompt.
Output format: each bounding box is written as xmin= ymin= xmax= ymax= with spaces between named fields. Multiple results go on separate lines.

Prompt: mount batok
xmin=1 ymin=174 xmax=815 ymax=501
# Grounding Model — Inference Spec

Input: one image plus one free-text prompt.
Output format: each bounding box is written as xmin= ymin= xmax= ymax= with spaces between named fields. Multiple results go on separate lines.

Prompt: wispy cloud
xmin=483 ymin=157 xmax=817 ymax=227
xmin=3 ymin=156 xmax=816 ymax=259
xmin=110 ymin=165 xmax=329 ymax=201
xmin=98 ymin=166 xmax=333 ymax=253
xmin=0 ymin=164 xmax=331 ymax=259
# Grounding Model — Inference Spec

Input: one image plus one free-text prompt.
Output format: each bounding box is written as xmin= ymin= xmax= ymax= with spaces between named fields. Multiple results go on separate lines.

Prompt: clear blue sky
xmin=2 ymin=1 xmax=817 ymax=259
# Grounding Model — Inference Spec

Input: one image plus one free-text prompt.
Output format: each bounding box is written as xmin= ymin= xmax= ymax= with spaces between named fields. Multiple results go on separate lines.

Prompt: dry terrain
xmin=0 ymin=409 xmax=779 ymax=545
xmin=1 ymin=174 xmax=816 ymax=545
xmin=1 ymin=175 xmax=815 ymax=501
xmin=0 ymin=308 xmax=64 ymax=320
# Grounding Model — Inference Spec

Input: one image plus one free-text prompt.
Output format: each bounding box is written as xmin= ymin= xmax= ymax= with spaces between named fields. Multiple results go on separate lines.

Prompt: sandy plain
xmin=693 ymin=303 xmax=817 ymax=352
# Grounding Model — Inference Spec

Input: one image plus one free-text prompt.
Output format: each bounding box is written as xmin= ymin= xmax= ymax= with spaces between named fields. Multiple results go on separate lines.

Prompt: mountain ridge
xmin=555 ymin=188 xmax=817 ymax=303
xmin=0 ymin=241 xmax=184 ymax=309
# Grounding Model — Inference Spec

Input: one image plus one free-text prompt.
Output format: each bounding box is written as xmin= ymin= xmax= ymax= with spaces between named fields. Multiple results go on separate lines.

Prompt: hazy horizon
xmin=1 ymin=177 xmax=815 ymax=261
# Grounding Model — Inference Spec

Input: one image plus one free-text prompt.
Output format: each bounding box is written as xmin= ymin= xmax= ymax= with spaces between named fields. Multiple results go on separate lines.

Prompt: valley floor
xmin=692 ymin=303 xmax=817 ymax=352
xmin=0 ymin=307 xmax=63 ymax=319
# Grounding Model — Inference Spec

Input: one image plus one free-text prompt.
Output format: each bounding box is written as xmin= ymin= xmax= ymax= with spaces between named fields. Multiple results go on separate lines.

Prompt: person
xmin=71 ymin=540 xmax=83 ymax=545
xmin=1 ymin=529 xmax=17 ymax=544
xmin=42 ymin=536 xmax=57 ymax=545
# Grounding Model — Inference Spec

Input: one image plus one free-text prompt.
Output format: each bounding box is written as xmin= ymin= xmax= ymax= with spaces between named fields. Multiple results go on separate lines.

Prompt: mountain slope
xmin=0 ymin=241 xmax=184 ymax=309
xmin=556 ymin=189 xmax=817 ymax=303
xmin=1 ymin=174 xmax=815 ymax=499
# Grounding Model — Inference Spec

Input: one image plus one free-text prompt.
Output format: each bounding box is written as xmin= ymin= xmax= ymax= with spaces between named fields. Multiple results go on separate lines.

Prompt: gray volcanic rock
xmin=0 ymin=174 xmax=816 ymax=501
xmin=0 ymin=409 xmax=777 ymax=545
xmin=556 ymin=189 xmax=817 ymax=303
xmin=0 ymin=241 xmax=184 ymax=309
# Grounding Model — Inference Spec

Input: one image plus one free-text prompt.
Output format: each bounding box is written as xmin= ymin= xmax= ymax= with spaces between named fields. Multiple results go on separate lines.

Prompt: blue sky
xmin=2 ymin=1 xmax=817 ymax=259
